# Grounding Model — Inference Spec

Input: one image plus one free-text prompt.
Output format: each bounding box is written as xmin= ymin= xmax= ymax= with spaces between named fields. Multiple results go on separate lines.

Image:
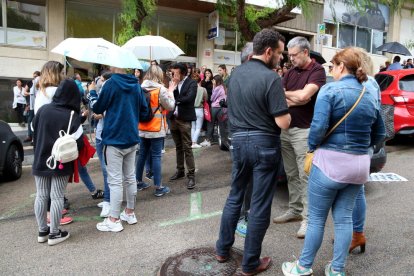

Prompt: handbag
xmin=203 ymin=101 xmax=211 ymax=122
xmin=304 ymin=86 xmax=366 ymax=175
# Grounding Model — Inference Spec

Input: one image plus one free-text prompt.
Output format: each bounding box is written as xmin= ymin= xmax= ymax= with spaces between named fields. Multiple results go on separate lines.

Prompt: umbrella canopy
xmin=122 ymin=35 xmax=184 ymax=60
xmin=310 ymin=50 xmax=327 ymax=64
xmin=52 ymin=38 xmax=143 ymax=69
xmin=376 ymin=42 xmax=412 ymax=56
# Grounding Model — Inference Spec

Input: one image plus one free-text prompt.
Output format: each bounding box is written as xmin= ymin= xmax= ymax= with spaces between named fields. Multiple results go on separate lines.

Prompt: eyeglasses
xmin=288 ymin=50 xmax=304 ymax=58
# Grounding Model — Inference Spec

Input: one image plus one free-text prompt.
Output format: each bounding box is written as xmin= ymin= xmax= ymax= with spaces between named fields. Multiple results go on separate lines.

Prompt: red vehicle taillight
xmin=390 ymin=95 xmax=409 ymax=104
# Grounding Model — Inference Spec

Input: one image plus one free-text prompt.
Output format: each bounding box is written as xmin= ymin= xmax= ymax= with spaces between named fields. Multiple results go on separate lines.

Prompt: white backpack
xmin=46 ymin=110 xmax=79 ymax=169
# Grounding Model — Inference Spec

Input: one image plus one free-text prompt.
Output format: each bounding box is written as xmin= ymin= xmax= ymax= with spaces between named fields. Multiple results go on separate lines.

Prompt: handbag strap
xmin=320 ymin=86 xmax=366 ymax=145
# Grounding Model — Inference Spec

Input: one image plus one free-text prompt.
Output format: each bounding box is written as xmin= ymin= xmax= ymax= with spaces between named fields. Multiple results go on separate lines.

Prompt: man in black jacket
xmin=169 ymin=63 xmax=197 ymax=189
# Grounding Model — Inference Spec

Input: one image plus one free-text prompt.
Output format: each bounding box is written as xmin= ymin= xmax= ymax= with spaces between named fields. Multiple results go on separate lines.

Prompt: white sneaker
xmin=96 ymin=218 xmax=123 ymax=232
xmin=296 ymin=220 xmax=307 ymax=239
xmin=161 ymin=149 xmax=166 ymax=154
xmin=100 ymin=202 xmax=110 ymax=218
xmin=191 ymin=144 xmax=202 ymax=149
xmin=120 ymin=210 xmax=137 ymax=225
xmin=97 ymin=201 xmax=104 ymax=208
xmin=200 ymin=140 xmax=211 ymax=147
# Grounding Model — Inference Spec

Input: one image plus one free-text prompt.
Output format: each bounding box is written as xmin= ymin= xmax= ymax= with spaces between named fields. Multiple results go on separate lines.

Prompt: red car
xmin=375 ymin=69 xmax=414 ymax=135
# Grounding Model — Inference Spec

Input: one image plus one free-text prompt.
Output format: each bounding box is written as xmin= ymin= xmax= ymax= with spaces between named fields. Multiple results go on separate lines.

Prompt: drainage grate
xmin=158 ymin=247 xmax=243 ymax=276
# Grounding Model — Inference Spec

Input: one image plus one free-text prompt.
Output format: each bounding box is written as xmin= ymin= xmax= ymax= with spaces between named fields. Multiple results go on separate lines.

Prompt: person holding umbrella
xmin=387 ymin=56 xmax=402 ymax=70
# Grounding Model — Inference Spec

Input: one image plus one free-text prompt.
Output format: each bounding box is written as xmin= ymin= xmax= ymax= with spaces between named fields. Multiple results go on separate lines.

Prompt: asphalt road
xmin=0 ymin=136 xmax=413 ymax=275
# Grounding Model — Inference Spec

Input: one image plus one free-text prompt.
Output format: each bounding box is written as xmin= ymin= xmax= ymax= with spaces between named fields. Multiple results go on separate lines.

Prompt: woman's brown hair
xmin=39 ymin=61 xmax=64 ymax=91
xmin=331 ymin=47 xmax=368 ymax=83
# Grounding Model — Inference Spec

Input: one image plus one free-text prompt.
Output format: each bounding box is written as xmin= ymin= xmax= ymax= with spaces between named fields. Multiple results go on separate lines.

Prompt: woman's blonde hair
xmin=39 ymin=61 xmax=64 ymax=91
xmin=143 ymin=65 xmax=164 ymax=84
xmin=331 ymin=47 xmax=368 ymax=83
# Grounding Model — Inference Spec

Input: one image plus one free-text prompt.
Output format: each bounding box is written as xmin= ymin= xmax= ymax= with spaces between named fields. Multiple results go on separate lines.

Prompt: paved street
xmin=0 ymin=133 xmax=413 ymax=275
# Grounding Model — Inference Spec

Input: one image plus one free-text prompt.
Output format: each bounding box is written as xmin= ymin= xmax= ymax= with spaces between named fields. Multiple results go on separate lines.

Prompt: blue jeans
xmin=352 ymin=185 xmax=365 ymax=232
xmin=136 ymin=137 xmax=164 ymax=187
xmin=96 ymin=138 xmax=109 ymax=202
xmin=78 ymin=160 xmax=96 ymax=193
xmin=216 ymin=131 xmax=281 ymax=273
xmin=27 ymin=110 xmax=34 ymax=137
xmin=299 ymin=165 xmax=362 ymax=272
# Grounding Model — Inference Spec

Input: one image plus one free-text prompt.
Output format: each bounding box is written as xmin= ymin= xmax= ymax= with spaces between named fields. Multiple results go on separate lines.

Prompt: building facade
xmin=1 ymin=0 xmax=413 ymax=122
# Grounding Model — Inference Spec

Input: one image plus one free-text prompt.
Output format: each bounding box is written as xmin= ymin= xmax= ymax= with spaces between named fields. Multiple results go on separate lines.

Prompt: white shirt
xmin=13 ymin=86 xmax=27 ymax=107
xmin=34 ymin=86 xmax=57 ymax=114
xmin=178 ymin=76 xmax=187 ymax=94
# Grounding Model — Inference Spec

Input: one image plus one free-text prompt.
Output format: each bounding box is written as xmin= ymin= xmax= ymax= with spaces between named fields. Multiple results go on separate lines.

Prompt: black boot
xmin=187 ymin=178 xmax=196 ymax=189
xmin=170 ymin=171 xmax=185 ymax=181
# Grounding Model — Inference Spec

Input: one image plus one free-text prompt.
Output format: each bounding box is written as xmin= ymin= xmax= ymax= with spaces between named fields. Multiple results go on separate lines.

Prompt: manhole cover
xmin=158 ymin=247 xmax=243 ymax=276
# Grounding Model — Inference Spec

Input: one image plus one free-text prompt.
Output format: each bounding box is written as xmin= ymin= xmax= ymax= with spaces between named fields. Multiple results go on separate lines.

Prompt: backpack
xmin=140 ymin=88 xmax=160 ymax=122
xmin=46 ymin=110 xmax=79 ymax=170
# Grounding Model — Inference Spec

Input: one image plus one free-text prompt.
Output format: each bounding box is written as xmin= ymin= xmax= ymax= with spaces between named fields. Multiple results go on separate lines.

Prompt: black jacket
xmin=32 ymin=79 xmax=84 ymax=177
xmin=170 ymin=77 xmax=197 ymax=122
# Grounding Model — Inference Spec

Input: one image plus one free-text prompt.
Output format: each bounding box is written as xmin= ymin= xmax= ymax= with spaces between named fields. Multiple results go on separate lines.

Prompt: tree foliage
xmin=116 ymin=0 xmax=156 ymax=45
xmin=217 ymin=0 xmax=414 ymax=42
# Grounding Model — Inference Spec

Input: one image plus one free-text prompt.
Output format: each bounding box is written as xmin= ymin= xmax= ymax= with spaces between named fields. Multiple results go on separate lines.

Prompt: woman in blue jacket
xmin=282 ymin=47 xmax=385 ymax=276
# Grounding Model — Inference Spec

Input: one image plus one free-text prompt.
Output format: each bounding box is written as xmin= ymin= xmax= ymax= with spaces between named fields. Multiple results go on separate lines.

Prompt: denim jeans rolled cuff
xmin=299 ymin=165 xmax=361 ymax=272
xmin=136 ymin=137 xmax=164 ymax=187
xmin=216 ymin=131 xmax=281 ymax=272
xmin=96 ymin=138 xmax=109 ymax=202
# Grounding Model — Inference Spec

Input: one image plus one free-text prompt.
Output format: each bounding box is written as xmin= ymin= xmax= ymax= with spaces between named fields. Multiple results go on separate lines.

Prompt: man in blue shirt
xmin=387 ymin=56 xmax=402 ymax=70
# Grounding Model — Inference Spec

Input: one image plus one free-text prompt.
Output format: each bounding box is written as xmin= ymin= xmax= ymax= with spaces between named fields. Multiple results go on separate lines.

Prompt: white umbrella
xmin=52 ymin=37 xmax=143 ymax=69
xmin=122 ymin=35 xmax=185 ymax=60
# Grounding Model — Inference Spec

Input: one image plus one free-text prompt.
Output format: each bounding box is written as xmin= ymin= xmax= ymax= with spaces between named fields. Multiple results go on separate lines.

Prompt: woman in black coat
xmin=32 ymin=79 xmax=83 ymax=246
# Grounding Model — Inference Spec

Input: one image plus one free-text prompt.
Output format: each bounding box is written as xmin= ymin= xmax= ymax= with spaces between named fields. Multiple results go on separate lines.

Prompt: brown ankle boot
xmin=349 ymin=231 xmax=366 ymax=253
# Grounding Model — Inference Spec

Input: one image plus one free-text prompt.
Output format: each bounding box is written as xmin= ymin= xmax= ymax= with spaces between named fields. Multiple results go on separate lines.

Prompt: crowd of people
xmin=22 ymin=27 xmax=387 ymax=276
xmin=379 ymin=56 xmax=414 ymax=71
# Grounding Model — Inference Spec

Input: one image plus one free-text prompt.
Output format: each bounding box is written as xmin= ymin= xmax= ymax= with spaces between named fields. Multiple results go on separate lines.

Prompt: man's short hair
xmin=33 ymin=71 xmax=41 ymax=77
xmin=393 ymin=56 xmax=401 ymax=63
xmin=253 ymin=28 xmax=285 ymax=55
xmin=287 ymin=36 xmax=310 ymax=54
xmin=407 ymin=58 xmax=412 ymax=63
xmin=241 ymin=42 xmax=253 ymax=63
xmin=171 ymin=62 xmax=188 ymax=76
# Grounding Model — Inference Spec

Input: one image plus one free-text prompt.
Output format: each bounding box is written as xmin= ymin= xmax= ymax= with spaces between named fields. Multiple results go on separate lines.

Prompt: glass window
xmin=356 ymin=27 xmax=371 ymax=53
xmin=214 ymin=23 xmax=242 ymax=52
xmin=375 ymin=74 xmax=394 ymax=92
xmin=158 ymin=15 xmax=198 ymax=57
xmin=372 ymin=30 xmax=385 ymax=54
xmin=338 ymin=24 xmax=355 ymax=48
xmin=66 ymin=2 xmax=117 ymax=42
xmin=6 ymin=0 xmax=46 ymax=47
xmin=399 ymin=75 xmax=414 ymax=92
xmin=0 ymin=4 xmax=4 ymax=44
xmin=6 ymin=0 xmax=46 ymax=31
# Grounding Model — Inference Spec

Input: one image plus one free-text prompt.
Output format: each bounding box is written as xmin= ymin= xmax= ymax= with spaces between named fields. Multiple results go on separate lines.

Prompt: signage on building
xmin=213 ymin=50 xmax=235 ymax=65
xmin=323 ymin=0 xmax=389 ymax=32
xmin=318 ymin=23 xmax=326 ymax=35
xmin=208 ymin=10 xmax=219 ymax=40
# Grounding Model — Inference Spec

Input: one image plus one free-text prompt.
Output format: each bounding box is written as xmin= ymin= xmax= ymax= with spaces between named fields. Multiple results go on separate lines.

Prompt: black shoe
xmin=187 ymin=178 xmax=196 ymax=189
xmin=48 ymin=230 xmax=70 ymax=246
xmin=38 ymin=227 xmax=50 ymax=243
xmin=91 ymin=189 xmax=104 ymax=199
xmin=64 ymin=197 xmax=70 ymax=210
xmin=170 ymin=171 xmax=185 ymax=181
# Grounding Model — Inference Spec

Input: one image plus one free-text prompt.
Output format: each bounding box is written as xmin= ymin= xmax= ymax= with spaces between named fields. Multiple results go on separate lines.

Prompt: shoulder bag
xmin=304 ymin=86 xmax=366 ymax=175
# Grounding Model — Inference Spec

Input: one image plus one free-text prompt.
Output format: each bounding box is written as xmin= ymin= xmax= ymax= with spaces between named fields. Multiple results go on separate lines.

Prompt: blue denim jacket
xmin=308 ymin=74 xmax=385 ymax=154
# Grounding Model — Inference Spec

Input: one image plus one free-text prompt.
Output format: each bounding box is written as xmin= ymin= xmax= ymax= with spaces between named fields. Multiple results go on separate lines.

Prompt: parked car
xmin=0 ymin=121 xmax=24 ymax=181
xmin=375 ymin=69 xmax=414 ymax=136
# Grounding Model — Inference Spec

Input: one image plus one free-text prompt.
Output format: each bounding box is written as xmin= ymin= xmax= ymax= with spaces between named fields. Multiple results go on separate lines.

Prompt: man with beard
xmin=215 ymin=28 xmax=291 ymax=275
xmin=273 ymin=36 xmax=326 ymax=239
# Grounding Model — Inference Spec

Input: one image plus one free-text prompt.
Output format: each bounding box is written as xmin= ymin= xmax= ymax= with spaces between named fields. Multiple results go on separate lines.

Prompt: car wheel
xmin=4 ymin=144 xmax=22 ymax=180
xmin=217 ymin=125 xmax=229 ymax=151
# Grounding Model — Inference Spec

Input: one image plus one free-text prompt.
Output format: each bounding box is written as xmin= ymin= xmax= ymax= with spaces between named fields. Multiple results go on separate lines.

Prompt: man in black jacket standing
xmin=169 ymin=63 xmax=197 ymax=189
